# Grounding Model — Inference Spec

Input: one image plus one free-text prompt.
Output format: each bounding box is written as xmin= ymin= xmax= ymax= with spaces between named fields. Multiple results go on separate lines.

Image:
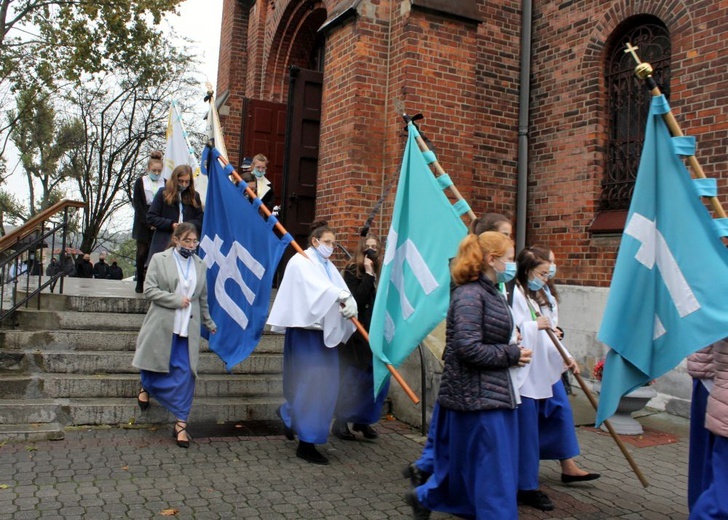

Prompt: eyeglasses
xmin=180 ymin=238 xmax=199 ymax=246
xmin=533 ymin=269 xmax=550 ymax=280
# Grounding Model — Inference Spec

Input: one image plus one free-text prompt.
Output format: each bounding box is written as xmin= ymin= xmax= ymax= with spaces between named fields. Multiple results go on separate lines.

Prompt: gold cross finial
xmin=624 ymin=42 xmax=641 ymax=65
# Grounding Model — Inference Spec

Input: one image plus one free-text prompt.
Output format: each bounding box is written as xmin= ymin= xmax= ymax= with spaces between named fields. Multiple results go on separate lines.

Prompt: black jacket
xmin=93 ymin=260 xmax=110 ymax=279
xmin=146 ymin=188 xmax=203 ymax=266
xmin=438 ymin=274 xmax=521 ymax=412
xmin=340 ymin=264 xmax=377 ymax=369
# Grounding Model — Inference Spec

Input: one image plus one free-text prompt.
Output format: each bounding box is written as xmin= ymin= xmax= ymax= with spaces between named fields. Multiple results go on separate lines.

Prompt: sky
xmin=3 ymin=0 xmax=223 ymax=217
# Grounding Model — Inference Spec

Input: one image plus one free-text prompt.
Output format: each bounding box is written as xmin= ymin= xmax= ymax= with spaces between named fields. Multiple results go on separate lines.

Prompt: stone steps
xmin=0 ymin=423 xmax=65 ymax=442
xmin=1 ymin=284 xmax=286 ymax=441
xmin=0 ymin=328 xmax=283 ymax=352
xmin=0 ymin=373 xmax=283 ymax=398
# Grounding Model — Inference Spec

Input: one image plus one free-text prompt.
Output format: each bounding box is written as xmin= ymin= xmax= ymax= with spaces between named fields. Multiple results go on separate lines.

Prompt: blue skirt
xmin=690 ymin=435 xmax=728 ymax=519
xmin=279 ymin=328 xmax=339 ymax=444
xmin=334 ymin=362 xmax=390 ymax=424
xmin=416 ymin=401 xmax=440 ymax=475
xmin=417 ymin=405 xmax=519 ymax=519
xmin=689 ymin=379 xmax=715 ymax=511
xmin=539 ymin=379 xmax=580 ymax=460
xmin=140 ymin=334 xmax=195 ymax=421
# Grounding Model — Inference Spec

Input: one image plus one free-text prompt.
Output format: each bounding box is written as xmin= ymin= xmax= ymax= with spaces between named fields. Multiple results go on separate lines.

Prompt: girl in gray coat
xmin=133 ymin=223 xmax=216 ymax=448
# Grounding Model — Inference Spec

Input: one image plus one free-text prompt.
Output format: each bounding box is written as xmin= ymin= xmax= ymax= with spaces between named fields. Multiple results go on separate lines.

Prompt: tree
xmin=0 ymin=0 xmax=185 ymax=159
xmin=64 ymin=42 xmax=200 ymax=253
xmin=9 ymin=86 xmax=85 ymax=216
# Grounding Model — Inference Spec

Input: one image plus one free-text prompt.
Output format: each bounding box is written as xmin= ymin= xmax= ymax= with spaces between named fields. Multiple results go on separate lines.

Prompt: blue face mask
xmin=253 ymin=168 xmax=265 ymax=178
xmin=528 ymin=276 xmax=546 ymax=291
xmin=149 ymin=172 xmax=161 ymax=181
xmin=495 ymin=261 xmax=517 ymax=283
xmin=548 ymin=263 xmax=557 ymax=279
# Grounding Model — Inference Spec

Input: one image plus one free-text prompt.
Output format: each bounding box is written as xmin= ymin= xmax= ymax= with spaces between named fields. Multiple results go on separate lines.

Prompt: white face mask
xmin=314 ymin=240 xmax=333 ymax=259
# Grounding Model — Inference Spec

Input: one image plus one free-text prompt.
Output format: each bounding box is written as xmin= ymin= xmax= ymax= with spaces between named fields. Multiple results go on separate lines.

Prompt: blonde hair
xmin=252 ymin=153 xmax=268 ymax=164
xmin=162 ymin=165 xmax=200 ymax=208
xmin=451 ymin=231 xmax=512 ymax=285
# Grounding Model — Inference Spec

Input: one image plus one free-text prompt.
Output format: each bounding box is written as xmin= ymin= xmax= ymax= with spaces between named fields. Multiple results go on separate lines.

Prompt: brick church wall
xmin=528 ymin=0 xmax=728 ymax=286
xmin=216 ymin=0 xmax=728 ymax=286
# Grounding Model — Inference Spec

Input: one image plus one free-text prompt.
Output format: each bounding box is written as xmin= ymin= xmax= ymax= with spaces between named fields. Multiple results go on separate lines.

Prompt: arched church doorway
xmin=239 ymin=1 xmax=327 ymax=250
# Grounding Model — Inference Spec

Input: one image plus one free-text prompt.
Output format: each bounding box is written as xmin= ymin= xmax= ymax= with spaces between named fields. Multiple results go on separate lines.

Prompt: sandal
xmin=173 ymin=421 xmax=190 ymax=448
xmin=137 ymin=389 xmax=150 ymax=411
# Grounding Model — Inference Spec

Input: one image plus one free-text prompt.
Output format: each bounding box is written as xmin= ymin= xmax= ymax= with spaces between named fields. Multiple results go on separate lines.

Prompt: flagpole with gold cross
xmin=624 ymin=42 xmax=727 ymax=219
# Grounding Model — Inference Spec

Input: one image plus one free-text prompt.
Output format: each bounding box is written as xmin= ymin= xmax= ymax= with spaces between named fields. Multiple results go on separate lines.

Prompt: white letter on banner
xmin=383 ymin=229 xmax=440 ymax=322
xmin=625 ymin=213 xmax=701 ymax=339
xmin=200 ymin=234 xmax=266 ymax=329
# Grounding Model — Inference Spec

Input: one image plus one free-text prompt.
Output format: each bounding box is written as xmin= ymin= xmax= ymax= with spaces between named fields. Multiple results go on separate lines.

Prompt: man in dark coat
xmin=92 ymin=253 xmax=110 ymax=279
xmin=108 ymin=261 xmax=124 ymax=280
xmin=77 ymin=253 xmax=94 ymax=278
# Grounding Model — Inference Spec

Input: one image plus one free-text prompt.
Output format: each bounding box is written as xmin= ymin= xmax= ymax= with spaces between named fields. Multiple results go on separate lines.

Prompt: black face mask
xmin=177 ymin=246 xmax=194 ymax=259
xmin=364 ymin=248 xmax=378 ymax=261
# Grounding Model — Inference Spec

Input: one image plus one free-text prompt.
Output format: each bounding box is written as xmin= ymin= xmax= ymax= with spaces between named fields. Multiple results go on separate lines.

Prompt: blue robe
xmin=141 ymin=334 xmax=195 ymax=420
xmin=417 ymin=405 xmax=519 ymax=519
xmin=278 ymin=328 xmax=340 ymax=444
xmin=689 ymin=379 xmax=715 ymax=511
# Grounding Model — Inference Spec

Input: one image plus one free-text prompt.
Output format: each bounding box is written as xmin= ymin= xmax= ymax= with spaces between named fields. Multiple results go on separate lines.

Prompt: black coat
xmin=437 ymin=275 xmax=521 ymax=412
xmin=146 ymin=188 xmax=203 ymax=266
xmin=340 ymin=264 xmax=377 ymax=369
xmin=132 ymin=176 xmax=156 ymax=242
xmin=108 ymin=264 xmax=123 ymax=280
xmin=93 ymin=260 xmax=110 ymax=279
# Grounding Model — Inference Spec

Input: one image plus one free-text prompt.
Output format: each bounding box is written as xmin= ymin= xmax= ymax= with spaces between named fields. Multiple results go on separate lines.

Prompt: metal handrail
xmin=0 ymin=200 xmax=86 ymax=324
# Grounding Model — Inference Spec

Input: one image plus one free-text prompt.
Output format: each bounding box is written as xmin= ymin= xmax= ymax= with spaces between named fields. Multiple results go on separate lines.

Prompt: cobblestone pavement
xmin=0 ymin=397 xmax=690 ymax=520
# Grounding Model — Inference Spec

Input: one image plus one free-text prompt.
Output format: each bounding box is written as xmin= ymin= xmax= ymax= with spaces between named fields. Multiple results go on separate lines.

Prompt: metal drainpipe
xmin=516 ymin=0 xmax=533 ymax=253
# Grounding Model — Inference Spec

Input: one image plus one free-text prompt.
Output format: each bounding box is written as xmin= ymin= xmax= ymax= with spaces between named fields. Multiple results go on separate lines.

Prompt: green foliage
xmin=1 ymin=0 xmax=184 ymax=86
xmin=9 ymin=86 xmax=83 ymax=214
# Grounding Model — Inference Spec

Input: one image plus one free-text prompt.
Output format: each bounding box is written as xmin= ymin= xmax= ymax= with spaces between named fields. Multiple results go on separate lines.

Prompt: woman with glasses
xmin=133 ymin=223 xmax=216 ymax=448
xmin=511 ymin=247 xmax=597 ymax=513
xmin=267 ymin=220 xmax=358 ymax=465
xmin=331 ymin=235 xmax=388 ymax=441
xmin=146 ymin=164 xmax=203 ymax=269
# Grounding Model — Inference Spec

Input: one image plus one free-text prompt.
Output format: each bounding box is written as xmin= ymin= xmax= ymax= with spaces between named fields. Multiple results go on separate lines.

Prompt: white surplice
xmin=511 ymin=288 xmax=571 ymax=399
xmin=267 ymin=247 xmax=355 ymax=348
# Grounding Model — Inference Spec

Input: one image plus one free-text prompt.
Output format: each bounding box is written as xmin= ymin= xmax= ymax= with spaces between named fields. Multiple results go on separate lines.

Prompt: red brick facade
xmin=216 ymin=0 xmax=728 ymax=287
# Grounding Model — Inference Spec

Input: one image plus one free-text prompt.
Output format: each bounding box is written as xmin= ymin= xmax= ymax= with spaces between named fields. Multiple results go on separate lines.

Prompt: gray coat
xmin=132 ymin=249 xmax=216 ymax=377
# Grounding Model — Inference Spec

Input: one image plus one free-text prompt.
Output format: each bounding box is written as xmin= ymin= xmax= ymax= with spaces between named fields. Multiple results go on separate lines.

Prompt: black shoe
xmin=173 ymin=422 xmax=190 ymax=449
xmin=402 ymin=463 xmax=430 ymax=488
xmin=561 ymin=472 xmax=601 ymax=484
xmin=276 ymin=407 xmax=295 ymax=440
xmin=517 ymin=489 xmax=554 ymax=511
xmin=352 ymin=423 xmax=379 ymax=439
xmin=404 ymin=488 xmax=431 ymax=519
xmin=332 ymin=420 xmax=355 ymax=441
xmin=137 ymin=389 xmax=150 ymax=411
xmin=296 ymin=441 xmax=329 ymax=465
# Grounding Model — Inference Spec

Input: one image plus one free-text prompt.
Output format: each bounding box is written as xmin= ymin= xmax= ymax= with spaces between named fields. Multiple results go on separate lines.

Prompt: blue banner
xmin=596 ymin=96 xmax=728 ymax=425
xmin=199 ymin=147 xmax=292 ymax=371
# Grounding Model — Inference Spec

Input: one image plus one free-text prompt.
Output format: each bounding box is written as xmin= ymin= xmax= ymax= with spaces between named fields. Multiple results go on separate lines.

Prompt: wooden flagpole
xmin=624 ymin=42 xmax=727 ymax=219
xmin=404 ymin=115 xmax=477 ymax=221
xmin=516 ymin=284 xmax=649 ymax=488
xmin=403 ymin=117 xmax=651 ymax=484
xmin=207 ymin=147 xmax=420 ymax=404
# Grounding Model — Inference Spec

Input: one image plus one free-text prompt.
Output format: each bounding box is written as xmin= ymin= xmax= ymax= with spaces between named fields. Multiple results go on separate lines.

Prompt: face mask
xmin=149 ymin=172 xmax=161 ymax=181
xmin=365 ymin=248 xmax=378 ymax=261
xmin=177 ymin=246 xmax=194 ymax=259
xmin=548 ymin=263 xmax=557 ymax=279
xmin=495 ymin=261 xmax=516 ymax=283
xmin=528 ymin=276 xmax=546 ymax=291
xmin=180 ymin=184 xmax=190 ymax=192
xmin=253 ymin=168 xmax=265 ymax=178
xmin=315 ymin=242 xmax=333 ymax=259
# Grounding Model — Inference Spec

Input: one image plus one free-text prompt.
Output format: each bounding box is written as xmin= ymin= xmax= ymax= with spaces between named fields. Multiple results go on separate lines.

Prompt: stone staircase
xmin=0 ymin=283 xmax=284 ymax=441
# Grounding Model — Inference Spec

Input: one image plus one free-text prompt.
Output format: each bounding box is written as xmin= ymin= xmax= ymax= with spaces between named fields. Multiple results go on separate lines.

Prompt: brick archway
xmin=264 ymin=0 xmax=328 ymax=102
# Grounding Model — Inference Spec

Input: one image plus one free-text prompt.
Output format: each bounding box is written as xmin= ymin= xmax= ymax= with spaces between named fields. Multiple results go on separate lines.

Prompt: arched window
xmin=592 ymin=17 xmax=670 ymax=232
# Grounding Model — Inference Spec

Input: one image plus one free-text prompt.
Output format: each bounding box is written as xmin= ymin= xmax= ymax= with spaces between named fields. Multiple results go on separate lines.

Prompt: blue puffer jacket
xmin=438 ymin=274 xmax=521 ymax=412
